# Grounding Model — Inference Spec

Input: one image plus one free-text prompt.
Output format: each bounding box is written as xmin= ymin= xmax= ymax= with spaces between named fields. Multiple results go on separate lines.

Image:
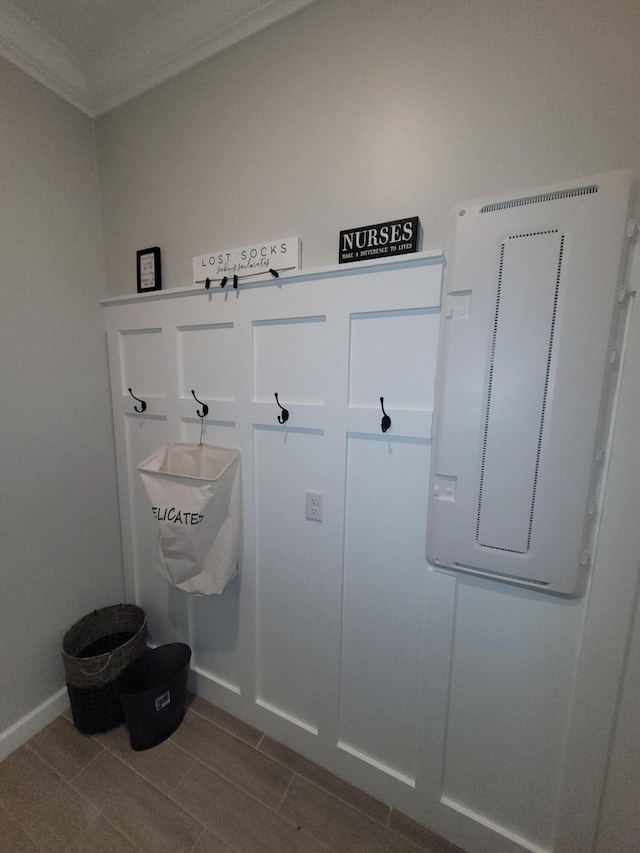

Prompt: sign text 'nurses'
xmin=339 ymin=217 xmax=420 ymax=263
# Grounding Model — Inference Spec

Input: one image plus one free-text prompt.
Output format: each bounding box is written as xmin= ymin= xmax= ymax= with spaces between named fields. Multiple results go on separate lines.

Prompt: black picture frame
xmin=137 ymin=247 xmax=162 ymax=293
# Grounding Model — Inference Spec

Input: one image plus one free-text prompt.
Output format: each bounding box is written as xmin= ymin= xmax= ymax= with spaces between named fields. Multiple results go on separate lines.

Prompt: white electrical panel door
xmin=427 ymin=171 xmax=634 ymax=594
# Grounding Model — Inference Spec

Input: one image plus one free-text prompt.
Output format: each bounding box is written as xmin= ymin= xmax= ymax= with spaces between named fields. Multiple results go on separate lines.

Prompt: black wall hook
xmin=191 ymin=389 xmax=209 ymax=418
xmin=128 ymin=388 xmax=147 ymax=413
xmin=380 ymin=397 xmax=391 ymax=433
xmin=274 ymin=392 xmax=289 ymax=424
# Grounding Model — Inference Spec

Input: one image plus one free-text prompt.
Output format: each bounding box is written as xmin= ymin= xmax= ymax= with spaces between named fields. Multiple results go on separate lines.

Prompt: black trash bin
xmin=115 ymin=643 xmax=191 ymax=751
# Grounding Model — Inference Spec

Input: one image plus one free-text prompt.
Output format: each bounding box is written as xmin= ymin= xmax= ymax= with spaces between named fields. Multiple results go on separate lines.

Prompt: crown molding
xmin=89 ymin=0 xmax=316 ymax=116
xmin=0 ymin=0 xmax=316 ymax=118
xmin=0 ymin=0 xmax=92 ymax=114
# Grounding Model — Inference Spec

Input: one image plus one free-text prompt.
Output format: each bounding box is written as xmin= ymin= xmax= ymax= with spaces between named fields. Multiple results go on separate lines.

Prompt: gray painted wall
xmin=0 ymin=56 xmax=124 ymax=732
xmin=96 ymin=0 xmax=640 ymax=296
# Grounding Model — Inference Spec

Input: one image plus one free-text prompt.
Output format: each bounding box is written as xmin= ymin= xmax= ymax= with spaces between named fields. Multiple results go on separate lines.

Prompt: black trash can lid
xmin=115 ymin=643 xmax=191 ymax=695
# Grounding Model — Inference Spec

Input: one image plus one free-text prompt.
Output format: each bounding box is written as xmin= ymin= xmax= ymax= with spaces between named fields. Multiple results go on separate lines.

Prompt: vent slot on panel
xmin=480 ymin=185 xmax=598 ymax=213
xmin=476 ymin=231 xmax=563 ymax=553
xmin=453 ymin=562 xmax=550 ymax=588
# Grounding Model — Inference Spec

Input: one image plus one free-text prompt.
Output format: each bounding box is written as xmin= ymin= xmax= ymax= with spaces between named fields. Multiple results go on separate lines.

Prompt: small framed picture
xmin=137 ymin=247 xmax=162 ymax=293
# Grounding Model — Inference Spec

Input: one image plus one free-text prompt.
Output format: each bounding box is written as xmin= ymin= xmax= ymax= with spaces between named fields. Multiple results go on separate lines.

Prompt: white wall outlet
xmin=305 ymin=490 xmax=323 ymax=522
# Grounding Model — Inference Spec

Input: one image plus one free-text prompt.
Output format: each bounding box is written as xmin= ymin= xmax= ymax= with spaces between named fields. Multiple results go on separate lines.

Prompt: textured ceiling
xmin=0 ymin=0 xmax=316 ymax=116
xmin=12 ymin=0 xmax=164 ymax=60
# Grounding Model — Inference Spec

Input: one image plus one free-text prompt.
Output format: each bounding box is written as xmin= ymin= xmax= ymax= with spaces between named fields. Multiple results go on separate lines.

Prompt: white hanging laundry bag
xmin=138 ymin=443 xmax=241 ymax=595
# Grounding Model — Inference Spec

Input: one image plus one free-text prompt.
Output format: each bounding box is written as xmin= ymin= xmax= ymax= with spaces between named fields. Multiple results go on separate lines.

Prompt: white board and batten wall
xmin=102 ymin=171 xmax=639 ymax=853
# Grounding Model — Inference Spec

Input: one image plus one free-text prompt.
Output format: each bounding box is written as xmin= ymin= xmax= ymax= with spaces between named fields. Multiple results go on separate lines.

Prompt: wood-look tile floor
xmin=0 ymin=695 xmax=466 ymax=853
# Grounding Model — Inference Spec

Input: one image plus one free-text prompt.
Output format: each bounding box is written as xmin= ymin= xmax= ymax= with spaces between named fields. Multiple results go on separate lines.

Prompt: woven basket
xmin=62 ymin=604 xmax=146 ymax=734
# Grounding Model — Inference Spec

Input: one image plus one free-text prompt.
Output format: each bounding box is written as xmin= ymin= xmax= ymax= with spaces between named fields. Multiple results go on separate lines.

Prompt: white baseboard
xmin=0 ymin=687 xmax=70 ymax=762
